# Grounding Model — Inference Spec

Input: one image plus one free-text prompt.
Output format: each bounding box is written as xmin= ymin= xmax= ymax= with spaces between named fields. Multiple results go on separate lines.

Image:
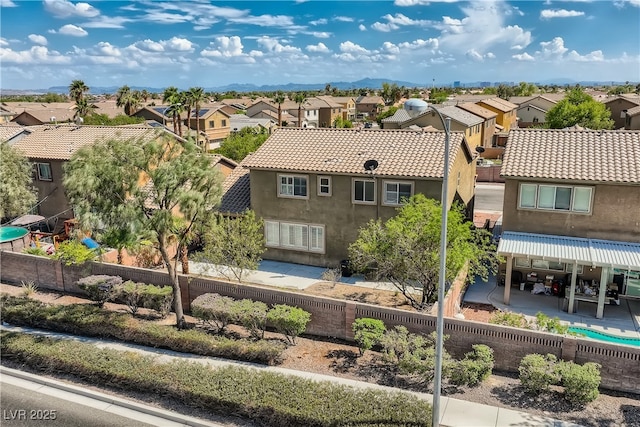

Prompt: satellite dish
xmin=363 ymin=159 xmax=379 ymax=171
xmin=75 ymin=117 xmax=84 ymax=125
xmin=476 ymin=146 xmax=485 ymax=153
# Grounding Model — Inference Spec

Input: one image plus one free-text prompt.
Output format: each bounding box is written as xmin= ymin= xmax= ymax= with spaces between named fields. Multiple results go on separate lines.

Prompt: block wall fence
xmin=2 ymin=251 xmax=639 ymax=394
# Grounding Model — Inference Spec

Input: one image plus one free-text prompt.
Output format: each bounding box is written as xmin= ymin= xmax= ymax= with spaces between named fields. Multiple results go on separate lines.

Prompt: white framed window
xmin=518 ymin=183 xmax=593 ymax=213
xmin=209 ymin=120 xmax=215 ymax=128
xmin=36 ymin=163 xmax=52 ymax=181
xmin=317 ymin=176 xmax=331 ymax=196
xmin=514 ymin=257 xmax=530 ymax=268
xmin=383 ymin=181 xmax=412 ymax=205
xmin=264 ymin=220 xmax=325 ymax=253
xmin=278 ymin=174 xmax=308 ymax=198
xmin=565 ymin=263 xmax=584 ymax=275
xmin=353 ymin=179 xmax=375 ymax=204
xmin=265 ymin=221 xmax=280 ymax=247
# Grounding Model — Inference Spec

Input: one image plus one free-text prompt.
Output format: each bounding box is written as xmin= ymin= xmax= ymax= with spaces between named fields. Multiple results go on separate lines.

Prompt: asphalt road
xmin=474 ymin=182 xmax=505 ymax=212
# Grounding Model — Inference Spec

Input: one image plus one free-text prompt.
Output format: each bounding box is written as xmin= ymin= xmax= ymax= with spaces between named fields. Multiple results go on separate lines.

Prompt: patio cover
xmin=497 ymin=231 xmax=640 ymax=271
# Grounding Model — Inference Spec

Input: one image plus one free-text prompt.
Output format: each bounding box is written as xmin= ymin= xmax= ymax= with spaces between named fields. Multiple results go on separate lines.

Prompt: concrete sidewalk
xmin=1 ymin=324 xmax=583 ymax=427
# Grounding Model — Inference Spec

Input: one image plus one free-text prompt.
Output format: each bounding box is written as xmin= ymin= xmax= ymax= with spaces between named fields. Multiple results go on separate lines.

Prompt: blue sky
xmin=1 ymin=0 xmax=639 ymax=91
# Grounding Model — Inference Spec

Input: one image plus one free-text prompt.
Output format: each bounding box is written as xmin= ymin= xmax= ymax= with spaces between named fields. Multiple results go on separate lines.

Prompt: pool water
xmin=0 ymin=226 xmax=29 ymax=243
xmin=569 ymin=327 xmax=640 ymax=347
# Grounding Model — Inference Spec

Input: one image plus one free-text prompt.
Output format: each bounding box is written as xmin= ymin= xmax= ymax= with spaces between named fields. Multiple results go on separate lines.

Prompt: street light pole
xmin=431 ymin=107 xmax=451 ymax=427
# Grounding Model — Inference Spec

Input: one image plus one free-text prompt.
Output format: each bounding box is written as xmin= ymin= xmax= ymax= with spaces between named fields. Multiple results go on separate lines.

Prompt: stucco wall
xmin=502 ymin=179 xmax=640 ymax=242
xmin=2 ymin=251 xmax=639 ymax=394
xmin=30 ymin=159 xmax=74 ymax=221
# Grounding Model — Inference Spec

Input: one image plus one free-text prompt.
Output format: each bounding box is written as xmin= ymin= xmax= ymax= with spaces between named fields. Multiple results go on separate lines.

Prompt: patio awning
xmin=497 ymin=231 xmax=640 ymax=271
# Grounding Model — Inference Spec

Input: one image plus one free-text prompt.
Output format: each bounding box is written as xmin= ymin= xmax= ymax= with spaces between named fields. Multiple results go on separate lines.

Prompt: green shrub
xmin=0 ymin=295 xmax=284 ymax=365
xmin=266 ymin=304 xmax=311 ymax=345
xmin=352 ymin=318 xmax=386 ymax=355
xmin=141 ymin=284 xmax=173 ymax=318
xmin=518 ymin=353 xmax=561 ymax=394
xmin=23 ymin=247 xmax=48 ymax=256
xmin=558 ymin=361 xmax=601 ymax=404
xmin=51 ymin=239 xmax=97 ymax=265
xmin=114 ymin=280 xmax=145 ymax=315
xmin=76 ymin=275 xmax=123 ymax=307
xmin=1 ymin=331 xmax=432 ymax=427
xmin=448 ymin=344 xmax=494 ymax=387
xmin=233 ymin=299 xmax=268 ymax=340
xmin=489 ymin=310 xmax=530 ymax=328
xmin=191 ymin=293 xmax=236 ymax=332
xmin=535 ymin=312 xmax=570 ymax=335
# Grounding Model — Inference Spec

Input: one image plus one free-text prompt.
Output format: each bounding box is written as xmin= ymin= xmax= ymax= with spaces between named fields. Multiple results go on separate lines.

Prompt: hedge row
xmin=0 ymin=295 xmax=284 ymax=365
xmin=1 ymin=332 xmax=433 ymax=427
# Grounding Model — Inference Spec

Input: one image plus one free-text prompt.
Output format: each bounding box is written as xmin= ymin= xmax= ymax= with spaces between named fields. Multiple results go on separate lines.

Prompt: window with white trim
xmin=518 ymin=183 xmax=592 ymax=213
xmin=264 ymin=221 xmax=325 ymax=253
xmin=36 ymin=163 xmax=52 ymax=181
xmin=353 ymin=179 xmax=375 ymax=203
xmin=383 ymin=181 xmax=412 ymax=205
xmin=278 ymin=174 xmax=308 ymax=198
xmin=317 ymin=176 xmax=331 ymax=196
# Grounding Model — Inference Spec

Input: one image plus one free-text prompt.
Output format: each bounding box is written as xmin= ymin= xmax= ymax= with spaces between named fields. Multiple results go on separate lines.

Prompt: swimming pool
xmin=0 ymin=226 xmax=29 ymax=243
xmin=568 ymin=326 xmax=640 ymax=347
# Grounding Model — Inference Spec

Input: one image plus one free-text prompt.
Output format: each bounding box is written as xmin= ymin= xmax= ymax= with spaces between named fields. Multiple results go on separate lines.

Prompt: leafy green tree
xmin=194 ymin=211 xmax=265 ymax=283
xmin=63 ymin=134 xmax=224 ymax=328
xmin=352 ymin=318 xmax=386 ymax=356
xmin=375 ymin=106 xmax=398 ymax=126
xmin=545 ymin=87 xmax=614 ymax=129
xmin=0 ymin=141 xmax=37 ymax=220
xmin=348 ymin=194 xmax=498 ymax=310
xmin=381 ymin=82 xmax=401 ymax=105
xmin=496 ymin=84 xmax=514 ymax=100
xmin=333 ymin=117 xmax=353 ymax=128
xmin=214 ymin=127 xmax=269 ymax=162
xmin=513 ymin=82 xmax=538 ymax=97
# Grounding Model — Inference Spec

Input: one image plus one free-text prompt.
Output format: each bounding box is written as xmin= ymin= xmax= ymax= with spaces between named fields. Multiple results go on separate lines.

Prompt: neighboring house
xmin=477 ymin=98 xmax=518 ymax=133
xmin=246 ymin=100 xmax=278 ymax=118
xmin=512 ymin=95 xmax=557 ymax=128
xmin=603 ymin=96 xmax=640 ymax=130
xmin=624 ymin=105 xmax=640 ymax=130
xmin=456 ymin=102 xmax=498 ymax=150
xmin=188 ymin=106 xmax=232 ymax=150
xmin=229 ymin=115 xmax=276 ymax=133
xmin=218 ymin=155 xmax=252 ymax=217
xmin=331 ymin=96 xmax=357 ymax=121
xmin=355 ymin=95 xmax=384 ymax=119
xmin=242 ymin=127 xmax=478 ymax=266
xmin=314 ymin=96 xmax=345 ymax=127
xmin=497 ymin=128 xmax=640 ymax=319
xmin=132 ymin=106 xmax=175 ymax=129
xmin=89 ymin=100 xmax=127 ymax=118
xmin=11 ymin=108 xmax=76 ymax=125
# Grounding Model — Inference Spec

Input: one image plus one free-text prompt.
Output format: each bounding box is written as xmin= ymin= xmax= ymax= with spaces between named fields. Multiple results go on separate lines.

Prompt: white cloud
xmin=134 ymin=39 xmax=164 ymax=52
xmin=58 ymin=24 xmax=88 ymax=37
xmin=0 ymin=38 xmax=9 ymax=46
xmin=566 ymin=50 xmax=604 ymax=62
xmin=334 ymin=16 xmax=354 ymax=22
xmin=397 ymin=38 xmax=439 ymax=50
xmin=0 ymin=45 xmax=70 ymax=64
xmin=163 ymin=37 xmax=194 ymax=52
xmin=309 ymin=18 xmax=327 ymax=25
xmin=95 ymin=41 xmax=120 ymax=57
xmin=311 ymin=32 xmax=331 ymax=39
xmin=28 ymin=34 xmax=48 ymax=45
xmin=81 ymin=16 xmax=130 ymax=29
xmin=512 ymin=52 xmax=534 ymax=61
xmin=466 ymin=49 xmax=484 ymax=61
xmin=43 ymin=0 xmax=99 ymax=18
xmin=201 ymin=36 xmax=246 ymax=58
xmin=394 ymin=0 xmax=458 ymax=5
xmin=540 ymin=9 xmax=585 ymax=19
xmin=228 ymin=14 xmax=295 ymax=27
xmin=359 ymin=24 xmax=367 ymax=31
xmin=537 ymin=37 xmax=568 ymax=59
xmin=256 ymin=36 xmax=302 ymax=53
xmin=371 ymin=13 xmax=431 ymax=32
xmin=339 ymin=41 xmax=369 ymax=55
xmin=0 ymin=0 xmax=17 ymax=7
xmin=306 ymin=42 xmax=330 ymax=53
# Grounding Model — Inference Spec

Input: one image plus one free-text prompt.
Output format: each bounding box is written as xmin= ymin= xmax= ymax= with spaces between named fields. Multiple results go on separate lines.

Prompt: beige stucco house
xmin=497 ymin=128 xmax=640 ymax=319
xmin=477 ymin=98 xmax=518 ymax=133
xmin=603 ymin=96 xmax=640 ymax=130
xmin=242 ymin=127 xmax=478 ymax=267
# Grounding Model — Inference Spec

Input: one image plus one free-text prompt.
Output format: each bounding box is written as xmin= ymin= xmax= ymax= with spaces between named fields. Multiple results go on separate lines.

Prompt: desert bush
xmin=448 ymin=344 xmax=494 ymax=387
xmin=191 ymin=293 xmax=236 ymax=332
xmin=534 ymin=312 xmax=570 ymax=335
xmin=51 ymin=239 xmax=97 ymax=266
xmin=1 ymin=331 xmax=432 ymax=427
xmin=489 ymin=310 xmax=530 ymax=328
xmin=518 ymin=353 xmax=561 ymax=394
xmin=557 ymin=361 xmax=601 ymax=404
xmin=352 ymin=318 xmax=386 ymax=355
xmin=266 ymin=304 xmax=311 ymax=345
xmin=114 ymin=280 xmax=145 ymax=315
xmin=233 ymin=299 xmax=268 ymax=340
xmin=76 ymin=275 xmax=123 ymax=307
xmin=141 ymin=284 xmax=173 ymax=318
xmin=23 ymin=247 xmax=48 ymax=256
xmin=20 ymin=280 xmax=38 ymax=298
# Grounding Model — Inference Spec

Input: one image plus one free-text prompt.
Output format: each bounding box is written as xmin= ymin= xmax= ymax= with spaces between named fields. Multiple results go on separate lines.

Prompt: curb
xmin=0 ymin=366 xmax=221 ymax=427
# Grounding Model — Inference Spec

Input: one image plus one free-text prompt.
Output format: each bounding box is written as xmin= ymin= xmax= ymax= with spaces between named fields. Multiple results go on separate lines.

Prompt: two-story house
xmin=455 ymin=103 xmax=497 ymax=152
xmin=477 ymin=98 xmax=518 ymax=134
xmin=331 ymin=96 xmax=357 ymax=121
xmin=242 ymin=127 xmax=478 ymax=267
xmin=355 ymin=95 xmax=384 ymax=119
xmin=513 ymin=95 xmax=558 ymax=128
xmin=188 ymin=105 xmax=232 ymax=150
xmin=497 ymin=128 xmax=640 ymax=319
xmin=603 ymin=96 xmax=640 ymax=130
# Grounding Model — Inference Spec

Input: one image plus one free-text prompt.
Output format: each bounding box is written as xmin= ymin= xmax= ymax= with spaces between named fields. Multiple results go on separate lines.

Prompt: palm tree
xmin=69 ymin=79 xmax=89 ymax=104
xmin=272 ymin=91 xmax=285 ymax=127
xmin=162 ymin=86 xmax=181 ymax=134
xmin=188 ymin=87 xmax=206 ymax=147
xmin=294 ymin=92 xmax=306 ymax=127
xmin=116 ymin=85 xmax=142 ymax=116
xmin=74 ymin=97 xmax=91 ymax=119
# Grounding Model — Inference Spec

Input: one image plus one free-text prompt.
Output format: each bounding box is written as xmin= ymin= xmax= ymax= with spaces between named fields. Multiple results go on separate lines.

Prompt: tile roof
xmin=457 ymin=102 xmax=497 ymax=119
xmin=478 ymin=97 xmax=518 ymax=112
xmin=501 ymin=128 xmax=640 ymax=183
xmin=13 ymin=108 xmax=76 ymax=123
xmin=10 ymin=124 xmax=163 ymax=160
xmin=436 ymin=106 xmax=484 ymax=126
xmin=242 ymin=127 xmax=467 ymax=179
xmin=0 ymin=124 xmax=28 ymax=142
xmin=218 ymin=156 xmax=252 ymax=214
xmin=626 ymin=105 xmax=640 ymax=117
xmin=381 ymin=109 xmax=411 ymax=123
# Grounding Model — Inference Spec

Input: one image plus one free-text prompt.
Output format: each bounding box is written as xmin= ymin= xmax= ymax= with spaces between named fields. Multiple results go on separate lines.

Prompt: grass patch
xmin=1 ymin=332 xmax=432 ymax=427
